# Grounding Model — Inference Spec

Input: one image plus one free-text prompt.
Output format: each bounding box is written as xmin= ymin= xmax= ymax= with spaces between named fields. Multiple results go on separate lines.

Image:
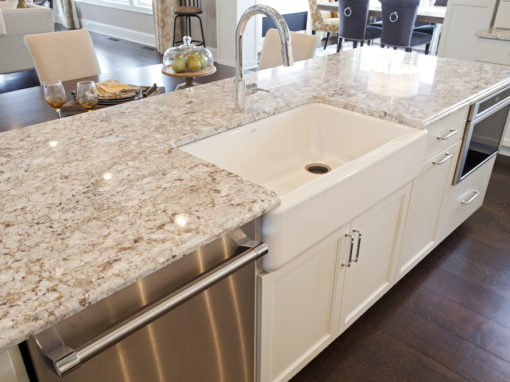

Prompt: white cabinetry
xmin=397 ymin=143 xmax=461 ymax=279
xmin=258 ymin=185 xmax=411 ymax=382
xmin=438 ymin=0 xmax=497 ymax=61
xmin=396 ymin=108 xmax=467 ymax=279
xmin=436 ymin=155 xmax=496 ymax=242
xmin=257 ymin=228 xmax=344 ymax=382
xmin=494 ymin=0 xmax=510 ymax=28
xmin=337 ymin=186 xmax=410 ymax=331
xmin=476 ymin=38 xmax=510 ymax=66
xmin=256 ymin=105 xmax=500 ymax=382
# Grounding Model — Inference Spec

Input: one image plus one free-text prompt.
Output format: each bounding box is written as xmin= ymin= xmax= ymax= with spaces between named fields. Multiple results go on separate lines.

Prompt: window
xmin=75 ymin=0 xmax=153 ymax=14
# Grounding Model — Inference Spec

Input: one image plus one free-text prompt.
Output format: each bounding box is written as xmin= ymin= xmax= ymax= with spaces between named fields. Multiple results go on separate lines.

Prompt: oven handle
xmin=471 ymin=95 xmax=510 ymax=124
xmin=33 ymin=241 xmax=268 ymax=377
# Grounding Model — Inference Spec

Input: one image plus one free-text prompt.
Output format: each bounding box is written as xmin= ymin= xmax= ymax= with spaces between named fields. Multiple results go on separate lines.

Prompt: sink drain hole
xmin=305 ymin=163 xmax=331 ymax=174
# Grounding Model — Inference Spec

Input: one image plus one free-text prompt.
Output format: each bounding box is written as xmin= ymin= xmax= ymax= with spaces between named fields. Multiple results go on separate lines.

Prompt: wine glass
xmin=77 ymin=81 xmax=98 ymax=111
xmin=43 ymin=81 xmax=66 ymax=119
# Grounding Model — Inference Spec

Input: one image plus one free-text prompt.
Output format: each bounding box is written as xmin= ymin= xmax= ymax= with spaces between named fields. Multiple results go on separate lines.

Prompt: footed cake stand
xmin=162 ymin=65 xmax=217 ymax=90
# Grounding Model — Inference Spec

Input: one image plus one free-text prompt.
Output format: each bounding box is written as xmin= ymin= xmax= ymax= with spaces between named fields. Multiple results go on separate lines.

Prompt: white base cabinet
xmin=257 ymin=185 xmax=411 ymax=382
xmin=337 ymin=185 xmax=410 ymax=331
xmin=397 ymin=142 xmax=461 ymax=280
xmin=436 ymin=155 xmax=496 ymax=243
xmin=257 ymin=228 xmax=344 ymax=382
xmin=256 ymin=106 xmax=498 ymax=382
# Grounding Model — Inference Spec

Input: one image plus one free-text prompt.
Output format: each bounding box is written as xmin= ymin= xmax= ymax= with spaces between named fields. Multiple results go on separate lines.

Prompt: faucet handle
xmin=246 ymin=83 xmax=270 ymax=95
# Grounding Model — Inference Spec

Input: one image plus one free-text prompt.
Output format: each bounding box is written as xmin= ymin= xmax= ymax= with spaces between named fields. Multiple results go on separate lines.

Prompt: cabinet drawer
xmin=436 ymin=155 xmax=496 ymax=242
xmin=424 ymin=107 xmax=468 ymax=162
xmin=475 ymin=38 xmax=510 ymax=66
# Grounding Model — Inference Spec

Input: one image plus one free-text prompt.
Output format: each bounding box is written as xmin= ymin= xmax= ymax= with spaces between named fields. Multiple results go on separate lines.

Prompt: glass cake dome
xmin=163 ymin=36 xmax=214 ymax=74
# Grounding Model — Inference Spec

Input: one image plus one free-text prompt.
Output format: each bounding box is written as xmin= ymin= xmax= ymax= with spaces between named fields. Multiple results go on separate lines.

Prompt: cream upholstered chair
xmin=308 ymin=0 xmax=339 ymax=49
xmin=0 ymin=4 xmax=54 ymax=74
xmin=24 ymin=29 xmax=101 ymax=83
xmin=259 ymin=29 xmax=321 ymax=70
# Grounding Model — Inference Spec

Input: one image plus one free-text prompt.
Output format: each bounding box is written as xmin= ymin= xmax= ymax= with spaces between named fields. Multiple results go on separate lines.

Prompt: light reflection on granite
xmin=1 ymin=46 xmax=510 ymax=351
xmin=476 ymin=27 xmax=510 ymax=42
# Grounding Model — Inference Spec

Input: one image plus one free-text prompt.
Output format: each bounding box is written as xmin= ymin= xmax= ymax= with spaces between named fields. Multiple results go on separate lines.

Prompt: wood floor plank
xmin=426 ymin=236 xmax=510 ymax=300
xmin=416 ymin=266 xmax=510 ymax=330
xmin=363 ymin=302 xmax=476 ymax=371
xmin=457 ymin=347 xmax=510 ymax=382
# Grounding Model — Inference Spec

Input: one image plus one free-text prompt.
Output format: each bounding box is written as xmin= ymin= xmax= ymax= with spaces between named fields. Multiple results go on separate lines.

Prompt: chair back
xmin=178 ymin=0 xmax=201 ymax=7
xmin=308 ymin=0 xmax=326 ymax=31
xmin=338 ymin=0 xmax=370 ymax=41
xmin=24 ymin=29 xmax=101 ymax=83
xmin=379 ymin=0 xmax=419 ymax=47
xmin=259 ymin=29 xmax=320 ymax=70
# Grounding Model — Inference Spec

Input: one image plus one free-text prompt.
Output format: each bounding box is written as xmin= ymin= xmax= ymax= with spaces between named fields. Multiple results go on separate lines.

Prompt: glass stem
xmin=56 ymin=109 xmax=62 ymax=119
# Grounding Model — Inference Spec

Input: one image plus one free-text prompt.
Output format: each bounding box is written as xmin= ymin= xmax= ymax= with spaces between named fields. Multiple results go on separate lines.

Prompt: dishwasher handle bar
xmin=36 ymin=242 xmax=268 ymax=377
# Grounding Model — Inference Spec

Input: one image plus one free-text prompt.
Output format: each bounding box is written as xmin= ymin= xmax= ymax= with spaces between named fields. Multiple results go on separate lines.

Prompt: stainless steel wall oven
xmin=455 ymin=85 xmax=510 ymax=184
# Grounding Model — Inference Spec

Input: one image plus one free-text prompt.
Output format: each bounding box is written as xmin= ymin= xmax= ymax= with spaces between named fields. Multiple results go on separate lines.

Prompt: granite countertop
xmin=2 ymin=47 xmax=510 ymax=352
xmin=476 ymin=27 xmax=510 ymax=42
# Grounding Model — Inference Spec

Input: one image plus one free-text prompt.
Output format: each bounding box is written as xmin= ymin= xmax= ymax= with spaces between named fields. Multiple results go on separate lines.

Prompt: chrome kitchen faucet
xmin=233 ymin=4 xmax=293 ymax=112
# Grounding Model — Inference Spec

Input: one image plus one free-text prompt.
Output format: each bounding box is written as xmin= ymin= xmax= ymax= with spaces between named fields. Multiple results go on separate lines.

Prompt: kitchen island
xmin=2 ymin=47 xmax=510 ymax=375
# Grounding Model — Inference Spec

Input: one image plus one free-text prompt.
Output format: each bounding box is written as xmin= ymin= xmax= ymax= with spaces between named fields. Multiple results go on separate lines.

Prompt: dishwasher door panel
xmin=25 ymin=231 xmax=257 ymax=382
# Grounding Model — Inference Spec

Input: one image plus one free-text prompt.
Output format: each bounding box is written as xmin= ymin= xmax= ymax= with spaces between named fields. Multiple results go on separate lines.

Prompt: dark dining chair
xmin=379 ymin=0 xmax=432 ymax=54
xmin=172 ymin=0 xmax=206 ymax=47
xmin=413 ymin=0 xmax=448 ymax=36
xmin=336 ymin=0 xmax=382 ymax=52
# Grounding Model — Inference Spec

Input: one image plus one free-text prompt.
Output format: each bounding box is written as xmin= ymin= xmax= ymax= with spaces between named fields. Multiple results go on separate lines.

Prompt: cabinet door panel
xmin=339 ymin=185 xmax=410 ymax=330
xmin=258 ymin=229 xmax=346 ymax=382
xmin=397 ymin=143 xmax=460 ymax=280
xmin=439 ymin=0 xmax=497 ymax=61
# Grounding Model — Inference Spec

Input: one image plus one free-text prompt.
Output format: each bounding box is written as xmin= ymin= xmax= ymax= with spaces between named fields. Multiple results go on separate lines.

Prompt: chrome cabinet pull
xmin=433 ymin=152 xmax=453 ymax=166
xmin=341 ymin=233 xmax=354 ymax=268
xmin=461 ymin=190 xmax=481 ymax=205
xmin=33 ymin=243 xmax=269 ymax=377
xmin=352 ymin=230 xmax=362 ymax=262
xmin=436 ymin=129 xmax=458 ymax=141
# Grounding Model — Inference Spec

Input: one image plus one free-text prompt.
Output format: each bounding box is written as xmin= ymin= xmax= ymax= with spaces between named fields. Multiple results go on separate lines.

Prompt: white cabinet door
xmin=338 ymin=184 xmax=410 ymax=331
xmin=397 ymin=142 xmax=461 ymax=280
xmin=257 ymin=226 xmax=348 ymax=382
xmin=438 ymin=0 xmax=497 ymax=61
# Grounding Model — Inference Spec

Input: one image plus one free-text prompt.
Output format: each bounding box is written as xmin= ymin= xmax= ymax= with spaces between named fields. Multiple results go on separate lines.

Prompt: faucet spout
xmin=234 ymin=4 xmax=293 ymax=112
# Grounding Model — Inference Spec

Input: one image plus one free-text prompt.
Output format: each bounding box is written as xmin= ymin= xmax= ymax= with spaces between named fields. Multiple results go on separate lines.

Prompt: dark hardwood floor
xmin=292 ymin=155 xmax=510 ymax=382
xmin=0 ymin=28 xmax=162 ymax=94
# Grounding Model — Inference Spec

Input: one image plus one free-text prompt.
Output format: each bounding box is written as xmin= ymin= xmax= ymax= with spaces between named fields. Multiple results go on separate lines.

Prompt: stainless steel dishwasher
xmin=24 ymin=220 xmax=267 ymax=382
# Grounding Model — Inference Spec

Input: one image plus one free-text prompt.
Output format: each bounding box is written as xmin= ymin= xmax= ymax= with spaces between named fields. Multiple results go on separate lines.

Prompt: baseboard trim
xmin=80 ymin=19 xmax=156 ymax=48
xmin=80 ymin=19 xmax=219 ymax=61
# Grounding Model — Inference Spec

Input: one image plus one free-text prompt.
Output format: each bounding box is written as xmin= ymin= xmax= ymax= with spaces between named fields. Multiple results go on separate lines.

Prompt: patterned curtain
xmin=54 ymin=0 xmax=80 ymax=29
xmin=153 ymin=0 xmax=181 ymax=54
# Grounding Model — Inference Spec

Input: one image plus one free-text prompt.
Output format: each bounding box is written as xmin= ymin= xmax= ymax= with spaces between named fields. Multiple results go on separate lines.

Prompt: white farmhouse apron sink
xmin=182 ymin=103 xmax=427 ymax=271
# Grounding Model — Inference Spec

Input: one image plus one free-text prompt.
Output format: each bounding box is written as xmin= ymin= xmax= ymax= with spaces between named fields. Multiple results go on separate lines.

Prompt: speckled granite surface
xmin=476 ymin=27 xmax=510 ymax=42
xmin=2 ymin=47 xmax=510 ymax=352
